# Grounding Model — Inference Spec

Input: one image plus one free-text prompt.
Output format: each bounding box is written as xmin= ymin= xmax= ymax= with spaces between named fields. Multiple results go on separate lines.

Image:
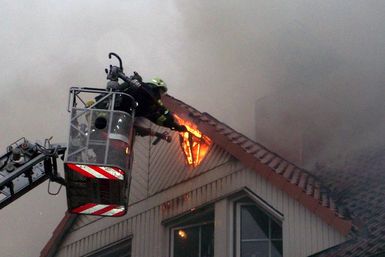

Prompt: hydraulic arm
xmin=0 ymin=138 xmax=66 ymax=209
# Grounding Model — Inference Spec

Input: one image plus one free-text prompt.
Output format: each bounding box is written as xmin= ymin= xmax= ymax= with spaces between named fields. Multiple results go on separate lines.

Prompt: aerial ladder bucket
xmin=0 ymin=53 xmax=175 ymax=213
xmin=64 ymin=87 xmax=136 ymax=217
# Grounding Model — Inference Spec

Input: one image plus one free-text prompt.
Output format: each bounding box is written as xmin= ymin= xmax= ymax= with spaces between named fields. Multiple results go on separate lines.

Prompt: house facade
xmin=41 ymin=95 xmax=353 ymax=257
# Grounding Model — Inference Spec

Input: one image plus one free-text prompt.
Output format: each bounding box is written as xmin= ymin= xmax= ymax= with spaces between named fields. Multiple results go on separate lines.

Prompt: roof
xmin=308 ymin=147 xmax=385 ymax=256
xmin=41 ymin=94 xmax=356 ymax=256
xmin=162 ymin=95 xmax=352 ymax=236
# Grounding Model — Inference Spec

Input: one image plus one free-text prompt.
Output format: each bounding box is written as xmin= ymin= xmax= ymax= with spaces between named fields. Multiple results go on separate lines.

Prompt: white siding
xmin=148 ymin=125 xmax=232 ymax=195
xmin=54 ymin=158 xmax=346 ymax=257
xmin=129 ymin=135 xmax=151 ymax=203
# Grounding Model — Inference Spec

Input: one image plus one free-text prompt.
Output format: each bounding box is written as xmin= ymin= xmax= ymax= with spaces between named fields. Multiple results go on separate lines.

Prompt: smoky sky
xmin=1 ymin=1 xmax=385 ymax=256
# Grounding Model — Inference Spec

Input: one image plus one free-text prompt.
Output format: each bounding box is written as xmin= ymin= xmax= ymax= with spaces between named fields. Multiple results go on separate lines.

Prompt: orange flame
xmin=174 ymin=115 xmax=212 ymax=167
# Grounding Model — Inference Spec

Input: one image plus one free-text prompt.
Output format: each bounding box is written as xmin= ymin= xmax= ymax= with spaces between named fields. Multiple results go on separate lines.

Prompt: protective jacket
xmin=118 ymin=80 xmax=185 ymax=132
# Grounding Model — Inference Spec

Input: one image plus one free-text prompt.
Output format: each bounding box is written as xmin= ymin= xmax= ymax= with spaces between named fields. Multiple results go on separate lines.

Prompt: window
xmin=236 ymin=203 xmax=283 ymax=257
xmin=172 ymin=223 xmax=214 ymax=257
xmin=170 ymin=209 xmax=214 ymax=257
xmin=86 ymin=237 xmax=132 ymax=257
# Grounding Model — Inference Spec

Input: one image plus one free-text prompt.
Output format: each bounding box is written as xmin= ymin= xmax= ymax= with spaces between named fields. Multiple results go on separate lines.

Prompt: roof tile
xmin=228 ymin=132 xmax=241 ymax=140
xmin=240 ymin=141 xmax=256 ymax=150
xmin=219 ymin=128 xmax=234 ymax=136
xmin=306 ymin=177 xmax=314 ymax=195
xmin=275 ymin=161 xmax=288 ymax=174
xmin=268 ymin=157 xmax=282 ymax=170
xmin=329 ymin=199 xmax=336 ymax=211
xmin=233 ymin=137 xmax=248 ymax=145
xmin=313 ymin=185 xmax=321 ymax=201
xmin=191 ymin=111 xmax=201 ymax=117
xmin=208 ymin=120 xmax=216 ymax=126
xmin=255 ymin=149 xmax=268 ymax=159
xmin=215 ymin=123 xmax=227 ymax=131
xmin=290 ymin=169 xmax=301 ymax=184
xmin=199 ymin=115 xmax=210 ymax=122
xmin=298 ymin=173 xmax=308 ymax=189
xmin=321 ymin=193 xmax=329 ymax=207
xmin=245 ymin=144 xmax=262 ymax=154
xmin=260 ymin=153 xmax=275 ymax=164
xmin=283 ymin=164 xmax=295 ymax=179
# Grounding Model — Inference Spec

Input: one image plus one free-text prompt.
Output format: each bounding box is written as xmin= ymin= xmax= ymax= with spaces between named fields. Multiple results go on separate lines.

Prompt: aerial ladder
xmin=0 ymin=53 xmax=171 ymax=216
xmin=0 ymin=137 xmax=66 ymax=209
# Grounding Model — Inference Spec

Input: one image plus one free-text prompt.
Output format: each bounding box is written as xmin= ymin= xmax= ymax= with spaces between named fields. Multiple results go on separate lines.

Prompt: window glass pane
xmin=271 ymin=240 xmax=283 ymax=257
xmin=241 ymin=206 xmax=269 ymax=240
xmin=271 ymin=219 xmax=282 ymax=239
xmin=173 ymin=226 xmax=200 ymax=257
xmin=201 ymin=224 xmax=214 ymax=257
xmin=241 ymin=241 xmax=269 ymax=257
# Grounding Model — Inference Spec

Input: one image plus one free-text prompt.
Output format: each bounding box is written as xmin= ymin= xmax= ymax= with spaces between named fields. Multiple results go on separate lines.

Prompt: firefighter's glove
xmin=175 ymin=125 xmax=188 ymax=132
xmin=85 ymin=99 xmax=95 ymax=108
xmin=132 ymin=71 xmax=143 ymax=82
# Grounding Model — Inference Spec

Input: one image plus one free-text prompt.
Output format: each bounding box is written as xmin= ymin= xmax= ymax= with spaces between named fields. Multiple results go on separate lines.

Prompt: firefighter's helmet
xmin=149 ymin=77 xmax=168 ymax=93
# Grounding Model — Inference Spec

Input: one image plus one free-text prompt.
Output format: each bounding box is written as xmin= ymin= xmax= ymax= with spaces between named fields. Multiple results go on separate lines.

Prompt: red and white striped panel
xmin=71 ymin=203 xmax=126 ymax=216
xmin=67 ymin=163 xmax=124 ymax=180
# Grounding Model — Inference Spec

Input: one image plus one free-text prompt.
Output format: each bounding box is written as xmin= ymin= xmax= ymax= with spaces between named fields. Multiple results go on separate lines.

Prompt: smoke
xmin=169 ymin=2 xmax=385 ymax=168
xmin=1 ymin=1 xmax=385 ymax=256
xmin=172 ymin=1 xmax=385 ymax=167
xmin=246 ymin=1 xmax=385 ymax=167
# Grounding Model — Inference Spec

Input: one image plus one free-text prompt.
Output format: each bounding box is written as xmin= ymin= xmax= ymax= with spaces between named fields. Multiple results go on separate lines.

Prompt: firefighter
xmin=116 ymin=73 xmax=187 ymax=133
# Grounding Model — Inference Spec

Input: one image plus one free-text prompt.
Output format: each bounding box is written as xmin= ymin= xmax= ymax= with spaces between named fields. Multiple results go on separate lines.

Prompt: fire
xmin=174 ymin=115 xmax=212 ymax=167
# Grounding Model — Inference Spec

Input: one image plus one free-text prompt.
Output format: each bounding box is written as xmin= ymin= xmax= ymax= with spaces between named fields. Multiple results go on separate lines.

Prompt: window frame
xmin=170 ymin=221 xmax=214 ymax=257
xmin=235 ymin=202 xmax=283 ymax=257
xmin=83 ymin=236 xmax=133 ymax=257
